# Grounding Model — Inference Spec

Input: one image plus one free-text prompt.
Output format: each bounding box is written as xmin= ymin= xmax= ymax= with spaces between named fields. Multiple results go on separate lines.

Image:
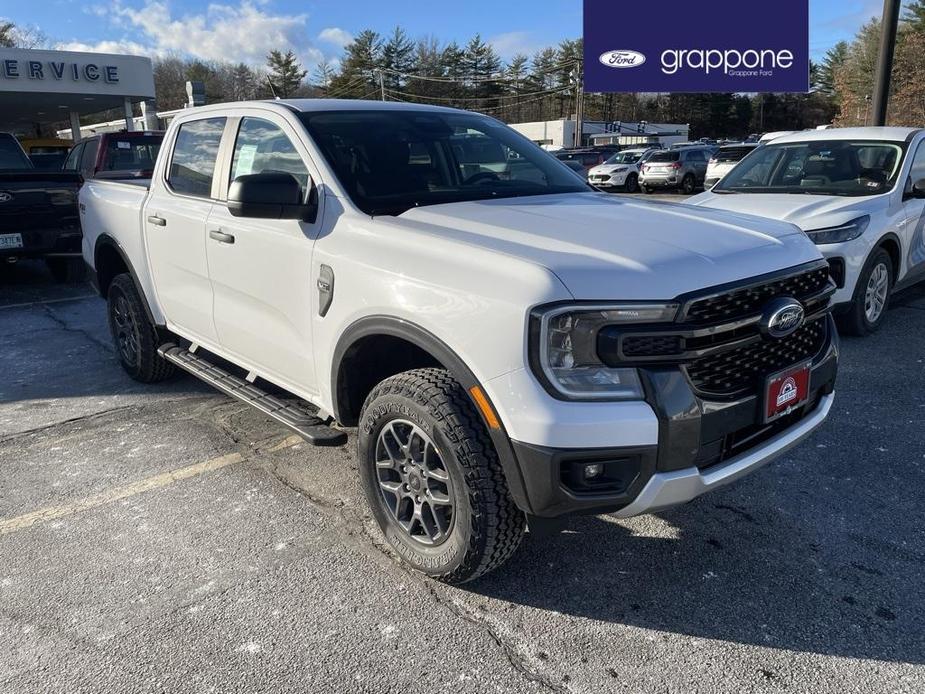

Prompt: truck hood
xmin=688 ymin=191 xmax=888 ymax=232
xmin=397 ymin=193 xmax=820 ymax=300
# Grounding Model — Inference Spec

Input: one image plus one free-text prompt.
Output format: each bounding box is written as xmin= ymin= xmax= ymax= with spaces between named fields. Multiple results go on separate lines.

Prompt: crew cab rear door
xmin=903 ymin=135 xmax=925 ymax=276
xmin=204 ymin=113 xmax=320 ymax=394
xmin=144 ymin=116 xmax=226 ymax=344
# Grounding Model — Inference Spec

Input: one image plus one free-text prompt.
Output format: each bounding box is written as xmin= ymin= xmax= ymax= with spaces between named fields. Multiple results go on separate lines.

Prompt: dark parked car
xmin=63 ymin=131 xmax=164 ymax=181
xmin=0 ymin=133 xmax=82 ymax=281
xmin=554 ymin=148 xmax=620 ymax=173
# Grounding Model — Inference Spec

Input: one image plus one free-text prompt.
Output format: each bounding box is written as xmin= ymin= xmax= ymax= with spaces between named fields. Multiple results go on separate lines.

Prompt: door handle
xmin=147 ymin=215 xmax=166 ymax=227
xmin=209 ymin=229 xmax=235 ymax=244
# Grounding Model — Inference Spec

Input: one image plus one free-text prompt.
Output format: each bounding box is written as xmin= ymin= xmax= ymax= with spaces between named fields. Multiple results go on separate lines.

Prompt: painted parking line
xmin=0 ymin=435 xmax=303 ymax=536
xmin=0 ymin=294 xmax=97 ymax=311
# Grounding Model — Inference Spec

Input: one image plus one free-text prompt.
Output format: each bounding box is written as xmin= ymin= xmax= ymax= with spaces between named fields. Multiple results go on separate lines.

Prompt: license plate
xmin=0 ymin=233 xmax=23 ymax=250
xmin=764 ymin=361 xmax=812 ymax=423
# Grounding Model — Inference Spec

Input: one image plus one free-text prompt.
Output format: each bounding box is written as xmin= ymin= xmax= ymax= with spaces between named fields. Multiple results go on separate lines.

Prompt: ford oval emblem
xmin=599 ymin=50 xmax=647 ymax=69
xmin=0 ymin=191 xmax=12 ymax=203
xmin=761 ymin=297 xmax=805 ymax=339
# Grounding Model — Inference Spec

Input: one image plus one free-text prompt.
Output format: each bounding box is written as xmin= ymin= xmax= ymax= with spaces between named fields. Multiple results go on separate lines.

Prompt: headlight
xmin=805 ymin=215 xmax=870 ymax=245
xmin=532 ymin=303 xmax=678 ymax=401
xmin=612 ymin=167 xmax=628 ymax=173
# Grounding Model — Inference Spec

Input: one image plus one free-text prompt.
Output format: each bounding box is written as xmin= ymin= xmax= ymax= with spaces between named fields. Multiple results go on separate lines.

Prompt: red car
xmin=63 ymin=131 xmax=164 ymax=181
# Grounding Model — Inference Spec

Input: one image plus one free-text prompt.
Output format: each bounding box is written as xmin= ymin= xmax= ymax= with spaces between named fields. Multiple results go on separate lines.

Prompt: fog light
xmin=583 ymin=463 xmax=605 ymax=480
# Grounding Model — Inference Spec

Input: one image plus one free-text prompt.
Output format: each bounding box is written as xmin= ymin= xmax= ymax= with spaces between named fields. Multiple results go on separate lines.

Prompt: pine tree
xmin=381 ymin=27 xmax=415 ymax=91
xmin=818 ymin=41 xmax=848 ymax=97
xmin=266 ymin=49 xmax=308 ymax=98
xmin=904 ymin=0 xmax=925 ymax=31
xmin=312 ymin=61 xmax=336 ymax=92
xmin=0 ymin=22 xmax=14 ymax=48
xmin=328 ymin=30 xmax=381 ymax=99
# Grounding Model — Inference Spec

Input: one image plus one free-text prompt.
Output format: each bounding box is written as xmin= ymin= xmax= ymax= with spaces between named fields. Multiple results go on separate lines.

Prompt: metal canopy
xmin=0 ymin=48 xmax=154 ymax=135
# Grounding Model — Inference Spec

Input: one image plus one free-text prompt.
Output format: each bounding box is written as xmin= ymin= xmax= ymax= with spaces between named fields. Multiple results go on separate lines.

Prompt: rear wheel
xmin=680 ymin=174 xmax=696 ymax=195
xmin=358 ymin=368 xmax=525 ymax=584
xmin=107 ymin=274 xmax=175 ymax=382
xmin=839 ymin=248 xmax=893 ymax=336
xmin=624 ymin=173 xmax=639 ymax=193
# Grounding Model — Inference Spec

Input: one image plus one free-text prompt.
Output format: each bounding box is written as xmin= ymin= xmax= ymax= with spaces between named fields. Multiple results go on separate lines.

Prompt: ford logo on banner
xmin=599 ymin=51 xmax=646 ymax=69
xmin=584 ymin=0 xmax=809 ymax=93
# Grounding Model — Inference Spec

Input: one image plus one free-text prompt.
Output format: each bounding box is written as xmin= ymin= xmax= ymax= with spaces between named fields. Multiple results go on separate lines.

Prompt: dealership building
xmin=0 ymin=47 xmax=156 ymax=141
xmin=510 ymin=119 xmax=690 ymax=149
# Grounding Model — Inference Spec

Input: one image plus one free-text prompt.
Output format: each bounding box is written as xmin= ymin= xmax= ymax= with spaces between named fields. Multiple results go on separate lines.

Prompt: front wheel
xmin=358 ymin=368 xmax=525 ymax=584
xmin=839 ymin=248 xmax=893 ymax=336
xmin=107 ymin=274 xmax=175 ymax=382
xmin=624 ymin=173 xmax=639 ymax=193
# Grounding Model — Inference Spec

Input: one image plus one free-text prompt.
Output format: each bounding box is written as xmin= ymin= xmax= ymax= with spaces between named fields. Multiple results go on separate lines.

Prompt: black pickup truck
xmin=0 ymin=133 xmax=82 ymax=282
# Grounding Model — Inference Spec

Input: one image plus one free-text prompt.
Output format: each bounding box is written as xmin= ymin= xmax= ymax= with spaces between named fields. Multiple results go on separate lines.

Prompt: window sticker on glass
xmin=117 ymin=141 xmax=131 ymax=149
xmin=234 ymin=144 xmax=258 ymax=178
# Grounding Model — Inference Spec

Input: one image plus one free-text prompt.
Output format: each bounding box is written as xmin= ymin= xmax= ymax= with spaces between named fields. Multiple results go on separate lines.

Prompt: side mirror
xmin=906 ymin=178 xmax=925 ymax=200
xmin=227 ymin=172 xmax=318 ymax=222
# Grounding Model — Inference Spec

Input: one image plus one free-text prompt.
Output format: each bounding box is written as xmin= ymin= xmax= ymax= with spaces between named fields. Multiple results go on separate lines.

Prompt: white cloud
xmin=318 ymin=27 xmax=353 ymax=49
xmin=488 ymin=31 xmax=539 ymax=61
xmin=55 ymin=1 xmax=325 ymax=68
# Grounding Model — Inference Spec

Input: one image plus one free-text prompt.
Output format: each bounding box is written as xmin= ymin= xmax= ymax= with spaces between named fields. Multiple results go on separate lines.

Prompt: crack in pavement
xmin=40 ymin=303 xmax=113 ymax=352
xmin=0 ymin=406 xmax=134 ymax=445
xmin=263 ymin=460 xmax=570 ymax=694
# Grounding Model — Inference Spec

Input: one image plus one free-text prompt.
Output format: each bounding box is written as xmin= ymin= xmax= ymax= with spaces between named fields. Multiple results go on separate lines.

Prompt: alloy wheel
xmin=864 ymin=262 xmax=889 ymax=324
xmin=111 ymin=294 xmax=139 ymax=367
xmin=375 ymin=419 xmax=455 ymax=546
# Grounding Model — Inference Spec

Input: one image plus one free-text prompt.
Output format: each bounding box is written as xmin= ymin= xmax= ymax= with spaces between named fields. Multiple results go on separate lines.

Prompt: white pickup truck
xmin=80 ymin=100 xmax=838 ymax=583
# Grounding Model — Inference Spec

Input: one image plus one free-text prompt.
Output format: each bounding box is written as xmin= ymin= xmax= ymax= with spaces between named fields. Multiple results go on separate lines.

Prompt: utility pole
xmin=379 ymin=70 xmax=386 ymax=101
xmin=871 ymin=0 xmax=901 ymax=126
xmin=574 ymin=59 xmax=584 ymax=148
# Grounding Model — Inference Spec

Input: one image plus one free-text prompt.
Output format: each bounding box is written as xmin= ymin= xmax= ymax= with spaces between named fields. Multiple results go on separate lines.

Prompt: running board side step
xmin=158 ymin=343 xmax=348 ymax=447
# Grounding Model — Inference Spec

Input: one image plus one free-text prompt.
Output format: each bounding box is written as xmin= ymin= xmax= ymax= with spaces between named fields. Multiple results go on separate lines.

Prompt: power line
xmin=382 ymin=85 xmax=573 ymax=103
xmin=378 ymin=60 xmax=579 ymax=84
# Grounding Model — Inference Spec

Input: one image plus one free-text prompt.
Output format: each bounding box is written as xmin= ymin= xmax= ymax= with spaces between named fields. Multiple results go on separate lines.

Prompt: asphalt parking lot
xmin=1 ymin=256 xmax=924 ymax=694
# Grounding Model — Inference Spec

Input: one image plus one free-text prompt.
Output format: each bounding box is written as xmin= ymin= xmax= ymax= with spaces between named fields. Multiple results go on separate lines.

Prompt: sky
xmin=0 ymin=0 xmax=903 ymax=73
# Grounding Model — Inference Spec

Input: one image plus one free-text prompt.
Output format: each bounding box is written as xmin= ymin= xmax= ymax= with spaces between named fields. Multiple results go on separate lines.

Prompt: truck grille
xmin=596 ymin=262 xmax=835 ymax=400
xmin=684 ymin=318 xmax=827 ymax=397
xmin=684 ymin=265 xmax=830 ymax=325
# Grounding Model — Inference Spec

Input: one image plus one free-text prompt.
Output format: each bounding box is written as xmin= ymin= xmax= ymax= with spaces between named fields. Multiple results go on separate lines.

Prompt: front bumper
xmin=501 ymin=317 xmax=838 ymax=518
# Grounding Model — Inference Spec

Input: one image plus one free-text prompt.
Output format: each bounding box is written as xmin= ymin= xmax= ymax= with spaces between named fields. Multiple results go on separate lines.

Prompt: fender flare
xmin=331 ymin=315 xmax=533 ymax=513
xmin=93 ymin=234 xmax=159 ymax=326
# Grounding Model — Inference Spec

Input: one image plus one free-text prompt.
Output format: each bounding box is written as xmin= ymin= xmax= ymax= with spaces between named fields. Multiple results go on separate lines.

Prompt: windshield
xmin=0 ymin=135 xmax=33 ymax=170
xmin=97 ymin=135 xmax=162 ymax=177
xmin=715 ymin=140 xmax=906 ymax=196
xmin=300 ymin=110 xmax=591 ymax=215
xmin=604 ymin=151 xmax=644 ymax=165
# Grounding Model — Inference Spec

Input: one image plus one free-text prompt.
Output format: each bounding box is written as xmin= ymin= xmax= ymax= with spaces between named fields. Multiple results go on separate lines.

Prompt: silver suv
xmin=639 ymin=147 xmax=713 ymax=194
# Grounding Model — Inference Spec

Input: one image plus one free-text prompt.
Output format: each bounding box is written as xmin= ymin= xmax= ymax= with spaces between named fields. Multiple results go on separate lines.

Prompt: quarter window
xmin=168 ymin=117 xmax=226 ymax=198
xmin=230 ymin=118 xmax=309 ymax=197
xmin=909 ymin=140 xmax=925 ymax=184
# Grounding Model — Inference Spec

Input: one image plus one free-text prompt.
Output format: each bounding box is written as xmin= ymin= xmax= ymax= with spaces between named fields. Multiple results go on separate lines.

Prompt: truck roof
xmin=172 ymin=99 xmax=475 ymax=120
xmin=772 ymin=127 xmax=922 ymax=144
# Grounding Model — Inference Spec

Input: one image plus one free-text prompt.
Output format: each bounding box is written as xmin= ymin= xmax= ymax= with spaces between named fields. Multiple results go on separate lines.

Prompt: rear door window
xmin=168 ymin=118 xmax=227 ymax=198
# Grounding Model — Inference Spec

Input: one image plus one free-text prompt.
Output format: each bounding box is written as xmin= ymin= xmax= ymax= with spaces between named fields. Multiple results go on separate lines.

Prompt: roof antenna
xmin=266 ymin=75 xmax=280 ymax=100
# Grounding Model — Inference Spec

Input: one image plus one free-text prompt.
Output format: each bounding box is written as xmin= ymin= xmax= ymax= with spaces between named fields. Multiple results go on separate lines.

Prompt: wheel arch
xmin=875 ymin=232 xmax=902 ymax=281
xmin=93 ymin=234 xmax=158 ymax=326
xmin=331 ymin=315 xmax=532 ymax=513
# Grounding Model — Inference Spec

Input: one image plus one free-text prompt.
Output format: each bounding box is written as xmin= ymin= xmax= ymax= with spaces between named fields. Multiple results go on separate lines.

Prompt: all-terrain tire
xmin=358 ymin=368 xmax=525 ymax=584
xmin=107 ymin=273 xmax=175 ymax=383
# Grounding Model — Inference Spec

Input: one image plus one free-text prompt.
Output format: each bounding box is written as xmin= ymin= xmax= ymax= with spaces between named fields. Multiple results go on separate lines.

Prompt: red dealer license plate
xmin=764 ymin=361 xmax=812 ymax=423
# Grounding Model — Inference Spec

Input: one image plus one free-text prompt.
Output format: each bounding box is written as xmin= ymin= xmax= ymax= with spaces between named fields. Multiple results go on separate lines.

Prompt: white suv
xmin=689 ymin=127 xmax=925 ymax=335
xmin=587 ymin=148 xmax=656 ymax=193
xmin=79 ymin=100 xmax=838 ymax=582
